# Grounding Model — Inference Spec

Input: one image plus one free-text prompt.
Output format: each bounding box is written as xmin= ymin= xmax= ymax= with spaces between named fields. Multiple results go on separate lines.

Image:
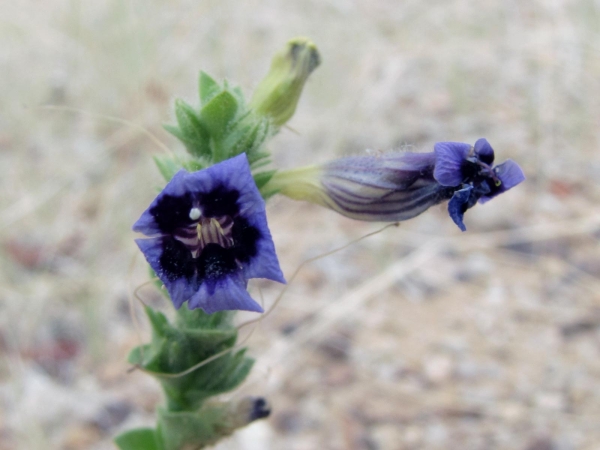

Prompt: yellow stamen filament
xmin=197 ymin=218 xmax=233 ymax=250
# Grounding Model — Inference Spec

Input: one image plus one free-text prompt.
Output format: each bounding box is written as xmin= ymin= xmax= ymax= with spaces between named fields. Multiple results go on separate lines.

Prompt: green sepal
xmin=128 ymin=305 xmax=254 ymax=411
xmin=199 ymin=71 xmax=221 ymax=106
xmin=170 ymin=100 xmax=211 ymax=158
xmin=158 ymin=407 xmax=227 ymax=450
xmin=231 ymin=86 xmax=246 ymax=107
xmin=114 ymin=428 xmax=162 ymax=450
xmin=181 ymin=158 xmax=209 ymax=173
xmin=166 ymin=71 xmax=280 ymax=165
xmin=199 ymin=90 xmax=238 ymax=140
xmin=253 ymin=170 xmax=277 ymax=191
xmin=159 ymin=347 xmax=253 ymax=411
xmin=149 ymin=267 xmax=163 ymax=293
xmin=247 ymin=151 xmax=271 ymax=168
xmin=175 ymin=304 xmax=233 ymax=330
xmin=145 ymin=305 xmax=170 ymax=338
xmin=152 ymin=153 xmax=212 ymax=184
xmin=156 ymin=395 xmax=270 ymax=450
xmin=162 ymin=123 xmax=181 ymax=138
xmin=153 ymin=155 xmax=181 ymax=182
xmin=223 ymin=117 xmax=272 ymax=161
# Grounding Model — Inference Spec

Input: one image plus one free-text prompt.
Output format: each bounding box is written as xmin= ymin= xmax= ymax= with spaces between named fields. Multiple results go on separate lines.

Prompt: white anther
xmin=189 ymin=207 xmax=201 ymax=220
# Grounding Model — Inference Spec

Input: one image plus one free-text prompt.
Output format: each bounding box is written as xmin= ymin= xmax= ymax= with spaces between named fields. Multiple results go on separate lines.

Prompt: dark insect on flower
xmin=133 ymin=154 xmax=285 ymax=314
xmin=434 ymin=138 xmax=525 ymax=231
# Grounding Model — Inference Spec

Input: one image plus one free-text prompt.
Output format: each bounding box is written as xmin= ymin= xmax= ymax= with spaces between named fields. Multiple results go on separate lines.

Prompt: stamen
xmin=175 ymin=214 xmax=234 ymax=258
xmin=189 ymin=207 xmax=201 ymax=220
xmin=197 ymin=217 xmax=234 ymax=249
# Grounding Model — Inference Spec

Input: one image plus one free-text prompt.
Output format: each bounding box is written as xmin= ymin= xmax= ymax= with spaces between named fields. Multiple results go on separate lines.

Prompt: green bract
xmin=118 ymin=306 xmax=255 ymax=449
xmin=128 ymin=306 xmax=253 ymax=411
xmin=161 ymin=71 xmax=275 ymax=186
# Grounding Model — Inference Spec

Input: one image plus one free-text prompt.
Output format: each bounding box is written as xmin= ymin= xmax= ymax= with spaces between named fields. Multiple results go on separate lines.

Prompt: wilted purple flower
xmin=269 ymin=138 xmax=524 ymax=231
xmin=435 ymin=139 xmax=525 ymax=231
xmin=133 ymin=154 xmax=285 ymax=314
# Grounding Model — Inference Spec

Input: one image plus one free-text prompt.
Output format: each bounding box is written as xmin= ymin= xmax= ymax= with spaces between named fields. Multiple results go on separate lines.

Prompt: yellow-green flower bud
xmin=250 ymin=37 xmax=321 ymax=126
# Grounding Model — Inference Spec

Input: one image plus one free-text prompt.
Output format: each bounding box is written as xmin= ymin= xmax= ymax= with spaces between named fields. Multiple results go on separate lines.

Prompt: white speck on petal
xmin=189 ymin=207 xmax=201 ymax=220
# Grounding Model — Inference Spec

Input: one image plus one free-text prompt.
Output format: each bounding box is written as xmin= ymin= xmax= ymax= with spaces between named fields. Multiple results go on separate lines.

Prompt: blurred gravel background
xmin=2 ymin=1 xmax=600 ymax=449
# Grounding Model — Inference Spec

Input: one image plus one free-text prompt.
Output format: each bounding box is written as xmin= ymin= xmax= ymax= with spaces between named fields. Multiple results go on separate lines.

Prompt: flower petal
xmin=474 ymin=138 xmax=494 ymax=165
xmin=495 ymin=159 xmax=525 ymax=190
xmin=188 ymin=272 xmax=264 ymax=314
xmin=135 ymin=237 xmax=198 ymax=309
xmin=447 ymin=185 xmax=473 ymax=232
xmin=133 ymin=170 xmax=195 ymax=236
xmin=239 ymin=213 xmax=286 ymax=283
xmin=433 ymin=142 xmax=471 ymax=186
xmin=193 ymin=153 xmax=266 ymax=218
xmin=479 ymin=159 xmax=525 ymax=204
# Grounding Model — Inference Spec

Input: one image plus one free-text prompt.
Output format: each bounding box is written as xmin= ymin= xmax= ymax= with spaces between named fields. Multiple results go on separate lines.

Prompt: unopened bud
xmin=251 ymin=37 xmax=321 ymax=126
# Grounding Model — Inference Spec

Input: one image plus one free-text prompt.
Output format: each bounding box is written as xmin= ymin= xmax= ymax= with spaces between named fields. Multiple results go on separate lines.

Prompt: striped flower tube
xmin=268 ymin=139 xmax=525 ymax=230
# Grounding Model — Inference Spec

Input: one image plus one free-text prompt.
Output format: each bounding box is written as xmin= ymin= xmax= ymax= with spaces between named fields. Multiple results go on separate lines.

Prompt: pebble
xmin=423 ymin=355 xmax=454 ymax=385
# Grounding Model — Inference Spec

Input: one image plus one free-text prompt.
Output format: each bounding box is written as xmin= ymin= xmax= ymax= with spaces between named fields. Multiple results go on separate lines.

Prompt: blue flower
xmin=133 ymin=154 xmax=285 ymax=314
xmin=435 ymin=138 xmax=525 ymax=231
xmin=268 ymin=138 xmax=524 ymax=231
